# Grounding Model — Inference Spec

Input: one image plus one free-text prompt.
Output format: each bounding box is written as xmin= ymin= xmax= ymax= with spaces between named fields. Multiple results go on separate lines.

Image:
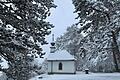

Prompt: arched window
xmin=58 ymin=62 xmax=62 ymax=70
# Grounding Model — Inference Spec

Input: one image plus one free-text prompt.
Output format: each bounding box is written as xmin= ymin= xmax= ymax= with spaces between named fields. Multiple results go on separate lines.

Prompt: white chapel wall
xmin=48 ymin=61 xmax=52 ymax=73
xmin=48 ymin=61 xmax=75 ymax=73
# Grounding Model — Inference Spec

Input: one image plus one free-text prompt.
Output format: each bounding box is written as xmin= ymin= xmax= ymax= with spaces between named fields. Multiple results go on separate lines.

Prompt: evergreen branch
xmin=0 ymin=1 xmax=21 ymax=4
xmin=90 ymin=6 xmax=110 ymax=23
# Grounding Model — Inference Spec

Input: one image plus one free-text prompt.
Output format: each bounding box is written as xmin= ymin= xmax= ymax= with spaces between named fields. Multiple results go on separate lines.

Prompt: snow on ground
xmin=30 ymin=72 xmax=120 ymax=80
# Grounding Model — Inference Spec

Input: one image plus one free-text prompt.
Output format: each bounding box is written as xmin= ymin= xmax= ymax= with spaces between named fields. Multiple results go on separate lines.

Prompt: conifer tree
xmin=72 ymin=0 xmax=120 ymax=72
xmin=0 ymin=0 xmax=56 ymax=79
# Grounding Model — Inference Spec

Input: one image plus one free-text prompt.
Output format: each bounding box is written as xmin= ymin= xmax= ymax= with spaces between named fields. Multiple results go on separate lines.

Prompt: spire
xmin=51 ymin=34 xmax=55 ymax=46
xmin=52 ymin=34 xmax=54 ymax=42
xmin=50 ymin=34 xmax=55 ymax=53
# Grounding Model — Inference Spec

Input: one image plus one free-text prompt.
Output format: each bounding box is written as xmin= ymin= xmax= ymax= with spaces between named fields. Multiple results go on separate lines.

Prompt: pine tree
xmin=72 ymin=0 xmax=120 ymax=72
xmin=56 ymin=24 xmax=83 ymax=56
xmin=0 ymin=0 xmax=56 ymax=79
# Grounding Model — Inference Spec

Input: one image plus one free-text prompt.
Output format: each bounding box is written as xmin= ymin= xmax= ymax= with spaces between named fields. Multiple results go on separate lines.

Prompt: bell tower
xmin=50 ymin=34 xmax=56 ymax=53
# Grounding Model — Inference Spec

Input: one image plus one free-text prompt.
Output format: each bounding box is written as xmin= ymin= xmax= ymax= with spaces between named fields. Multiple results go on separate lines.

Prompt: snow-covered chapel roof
xmin=47 ymin=50 xmax=75 ymax=61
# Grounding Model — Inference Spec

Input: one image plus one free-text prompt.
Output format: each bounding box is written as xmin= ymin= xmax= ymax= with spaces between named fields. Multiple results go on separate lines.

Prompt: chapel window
xmin=58 ymin=62 xmax=62 ymax=70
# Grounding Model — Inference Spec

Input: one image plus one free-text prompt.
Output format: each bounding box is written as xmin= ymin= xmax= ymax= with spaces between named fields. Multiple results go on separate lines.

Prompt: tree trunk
xmin=111 ymin=31 xmax=120 ymax=72
xmin=112 ymin=43 xmax=119 ymax=72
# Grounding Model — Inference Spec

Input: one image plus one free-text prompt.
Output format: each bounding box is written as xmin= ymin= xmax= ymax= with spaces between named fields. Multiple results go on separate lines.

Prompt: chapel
xmin=47 ymin=34 xmax=76 ymax=74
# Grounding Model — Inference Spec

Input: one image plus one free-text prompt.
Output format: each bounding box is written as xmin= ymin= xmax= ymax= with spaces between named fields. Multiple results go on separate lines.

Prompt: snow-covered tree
xmin=56 ymin=24 xmax=83 ymax=56
xmin=72 ymin=0 xmax=120 ymax=72
xmin=0 ymin=0 xmax=56 ymax=79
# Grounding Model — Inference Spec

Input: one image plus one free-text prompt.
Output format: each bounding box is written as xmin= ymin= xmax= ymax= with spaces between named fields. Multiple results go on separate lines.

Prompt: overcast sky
xmin=47 ymin=0 xmax=78 ymax=40
xmin=43 ymin=0 xmax=78 ymax=56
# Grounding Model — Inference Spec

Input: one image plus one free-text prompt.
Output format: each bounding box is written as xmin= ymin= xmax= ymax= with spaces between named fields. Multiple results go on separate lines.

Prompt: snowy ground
xmin=30 ymin=72 xmax=120 ymax=80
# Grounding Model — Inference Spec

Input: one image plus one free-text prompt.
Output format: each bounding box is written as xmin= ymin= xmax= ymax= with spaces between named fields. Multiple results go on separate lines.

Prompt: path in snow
xmin=30 ymin=72 xmax=120 ymax=80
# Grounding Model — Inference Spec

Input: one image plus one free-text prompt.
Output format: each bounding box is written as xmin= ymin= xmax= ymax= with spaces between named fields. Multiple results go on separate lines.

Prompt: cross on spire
xmin=52 ymin=34 xmax=54 ymax=42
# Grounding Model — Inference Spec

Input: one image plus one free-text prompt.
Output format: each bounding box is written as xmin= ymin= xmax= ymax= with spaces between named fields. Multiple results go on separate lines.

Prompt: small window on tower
xmin=58 ymin=62 xmax=62 ymax=70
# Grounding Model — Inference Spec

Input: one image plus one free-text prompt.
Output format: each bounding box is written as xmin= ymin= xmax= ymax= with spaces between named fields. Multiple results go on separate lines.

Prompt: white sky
xmin=47 ymin=0 xmax=78 ymax=40
xmin=43 ymin=0 xmax=78 ymax=57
